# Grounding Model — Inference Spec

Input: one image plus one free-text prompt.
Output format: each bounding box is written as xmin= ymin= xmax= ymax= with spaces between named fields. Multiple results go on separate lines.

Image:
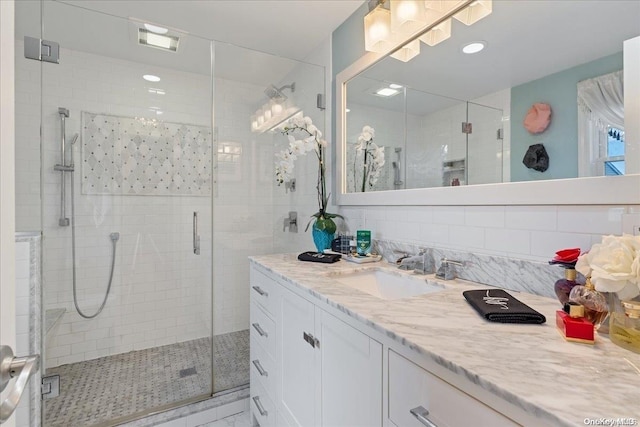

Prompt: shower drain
xmin=179 ymin=367 xmax=197 ymax=378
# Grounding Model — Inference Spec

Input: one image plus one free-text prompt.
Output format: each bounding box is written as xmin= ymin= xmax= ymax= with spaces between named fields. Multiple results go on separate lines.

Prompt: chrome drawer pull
xmin=252 ymin=322 xmax=268 ymax=337
xmin=252 ymin=285 xmax=268 ymax=297
xmin=410 ymin=406 xmax=438 ymax=427
xmin=253 ymin=396 xmax=268 ymax=416
xmin=252 ymin=359 xmax=268 ymax=377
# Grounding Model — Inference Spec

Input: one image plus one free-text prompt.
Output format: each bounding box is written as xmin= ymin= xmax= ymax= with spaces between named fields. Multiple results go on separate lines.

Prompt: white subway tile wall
xmin=16 ymin=41 xmax=214 ymax=369
xmin=340 ymin=205 xmax=638 ymax=262
xmin=14 ymin=37 xmax=328 ymax=369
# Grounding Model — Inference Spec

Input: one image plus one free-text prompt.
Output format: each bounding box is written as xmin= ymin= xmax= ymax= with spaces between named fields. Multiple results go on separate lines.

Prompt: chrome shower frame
xmin=53 ymin=107 xmax=73 ymax=226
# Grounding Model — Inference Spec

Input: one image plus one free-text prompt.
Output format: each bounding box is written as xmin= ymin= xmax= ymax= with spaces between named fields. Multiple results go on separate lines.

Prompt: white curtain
xmin=577 ymin=70 xmax=624 ymax=176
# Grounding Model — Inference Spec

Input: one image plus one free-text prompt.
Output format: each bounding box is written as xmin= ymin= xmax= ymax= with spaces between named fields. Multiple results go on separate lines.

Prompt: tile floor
xmin=44 ymin=330 xmax=249 ymax=427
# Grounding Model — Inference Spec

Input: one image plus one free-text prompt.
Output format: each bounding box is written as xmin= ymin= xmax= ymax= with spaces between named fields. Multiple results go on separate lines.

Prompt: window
xmin=603 ymin=126 xmax=625 ymax=176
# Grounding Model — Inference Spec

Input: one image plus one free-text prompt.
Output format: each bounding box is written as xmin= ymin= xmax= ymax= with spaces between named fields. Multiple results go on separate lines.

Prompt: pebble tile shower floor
xmin=44 ymin=330 xmax=249 ymax=427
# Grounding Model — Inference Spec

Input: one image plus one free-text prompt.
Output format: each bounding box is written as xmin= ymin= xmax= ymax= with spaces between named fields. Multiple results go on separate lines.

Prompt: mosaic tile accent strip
xmin=44 ymin=331 xmax=249 ymax=427
xmin=81 ymin=112 xmax=212 ymax=196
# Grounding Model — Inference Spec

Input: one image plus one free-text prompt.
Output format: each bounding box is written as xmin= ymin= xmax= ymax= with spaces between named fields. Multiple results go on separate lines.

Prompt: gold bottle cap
xmin=565 ymin=268 xmax=577 ymax=281
xmin=622 ymin=300 xmax=640 ymax=319
xmin=563 ymin=301 xmax=585 ymax=318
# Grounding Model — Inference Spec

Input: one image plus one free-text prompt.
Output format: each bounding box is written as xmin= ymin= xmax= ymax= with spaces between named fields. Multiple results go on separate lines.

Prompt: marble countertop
xmin=250 ymin=253 xmax=640 ymax=427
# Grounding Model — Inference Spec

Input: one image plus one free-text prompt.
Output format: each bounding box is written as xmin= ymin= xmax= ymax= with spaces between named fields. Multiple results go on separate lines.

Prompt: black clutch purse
xmin=463 ymin=289 xmax=546 ymax=324
xmin=297 ymin=251 xmax=341 ymax=263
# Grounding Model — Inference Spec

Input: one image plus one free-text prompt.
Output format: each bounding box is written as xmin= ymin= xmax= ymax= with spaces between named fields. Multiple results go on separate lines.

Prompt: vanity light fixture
xmin=364 ymin=4 xmax=394 ymax=53
xmin=391 ymin=0 xmax=427 ymax=35
xmin=251 ymin=101 xmax=301 ymax=134
xmin=419 ymin=18 xmax=452 ymax=46
xmin=143 ymin=74 xmax=161 ymax=82
xmin=453 ymin=0 xmax=492 ymax=26
xmin=363 ymin=0 xmax=492 ymax=61
xmin=390 ymin=38 xmax=421 ymax=62
xmin=462 ymin=41 xmax=486 ymax=54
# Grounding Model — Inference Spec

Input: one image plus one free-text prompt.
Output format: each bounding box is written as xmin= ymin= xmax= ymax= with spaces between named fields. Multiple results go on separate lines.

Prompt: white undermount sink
xmin=330 ymin=269 xmax=444 ymax=300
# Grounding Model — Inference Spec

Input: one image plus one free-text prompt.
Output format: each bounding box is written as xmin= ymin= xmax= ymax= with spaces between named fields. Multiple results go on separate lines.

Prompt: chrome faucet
xmin=435 ymin=258 xmax=463 ymax=280
xmin=398 ymin=249 xmax=434 ymax=275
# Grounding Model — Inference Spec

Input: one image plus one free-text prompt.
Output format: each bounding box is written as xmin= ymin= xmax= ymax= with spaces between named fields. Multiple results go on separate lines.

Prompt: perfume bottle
xmin=568 ymin=277 xmax=609 ymax=330
xmin=554 ymin=267 xmax=578 ymax=305
xmin=609 ymin=299 xmax=640 ymax=354
xmin=556 ymin=302 xmax=595 ymax=344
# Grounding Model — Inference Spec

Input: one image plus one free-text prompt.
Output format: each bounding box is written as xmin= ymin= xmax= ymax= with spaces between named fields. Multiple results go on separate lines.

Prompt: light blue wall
xmin=331 ymin=3 xmax=368 ymax=160
xmin=510 ymin=53 xmax=623 ymax=182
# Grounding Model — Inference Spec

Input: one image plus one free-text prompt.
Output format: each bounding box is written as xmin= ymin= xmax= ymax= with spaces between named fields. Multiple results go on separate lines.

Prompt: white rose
xmin=585 ymin=234 xmax=640 ymax=294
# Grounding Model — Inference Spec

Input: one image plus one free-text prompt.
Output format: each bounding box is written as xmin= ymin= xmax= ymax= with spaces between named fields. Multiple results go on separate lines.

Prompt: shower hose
xmin=70 ymin=166 xmax=119 ymax=319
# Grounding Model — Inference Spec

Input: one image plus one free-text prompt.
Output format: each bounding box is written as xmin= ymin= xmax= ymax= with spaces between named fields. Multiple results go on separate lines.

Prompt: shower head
xmin=264 ymin=82 xmax=296 ymax=101
xmin=70 ymin=133 xmax=79 ymax=145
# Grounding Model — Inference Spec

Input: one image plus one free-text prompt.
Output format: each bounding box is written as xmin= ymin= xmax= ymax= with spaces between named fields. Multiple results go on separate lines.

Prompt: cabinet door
xmin=318 ymin=309 xmax=383 ymax=427
xmin=279 ymin=288 xmax=317 ymax=427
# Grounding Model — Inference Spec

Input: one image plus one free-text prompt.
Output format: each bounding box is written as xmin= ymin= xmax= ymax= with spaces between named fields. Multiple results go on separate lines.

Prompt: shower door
xmin=34 ymin=2 xmax=214 ymax=425
xmin=466 ymin=102 xmax=505 ymax=185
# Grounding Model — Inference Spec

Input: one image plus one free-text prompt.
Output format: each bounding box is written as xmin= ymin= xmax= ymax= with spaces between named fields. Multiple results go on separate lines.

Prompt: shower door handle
xmin=193 ymin=212 xmax=200 ymax=255
xmin=0 ymin=345 xmax=40 ymax=423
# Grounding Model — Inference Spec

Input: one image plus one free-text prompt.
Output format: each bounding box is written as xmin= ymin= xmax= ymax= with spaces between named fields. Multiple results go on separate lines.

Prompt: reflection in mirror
xmin=342 ymin=0 xmax=640 ymax=193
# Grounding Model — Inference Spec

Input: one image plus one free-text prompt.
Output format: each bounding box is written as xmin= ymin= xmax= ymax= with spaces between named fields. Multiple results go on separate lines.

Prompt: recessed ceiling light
xmin=346 ymin=108 xmax=351 ymax=113
xmin=143 ymin=74 xmax=161 ymax=82
xmin=462 ymin=41 xmax=486 ymax=54
xmin=375 ymin=87 xmax=399 ymax=97
xmin=389 ymin=83 xmax=403 ymax=89
xmin=144 ymin=23 xmax=169 ymax=34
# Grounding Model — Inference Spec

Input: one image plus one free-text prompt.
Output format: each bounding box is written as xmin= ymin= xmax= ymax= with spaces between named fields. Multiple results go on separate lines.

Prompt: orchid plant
xmin=575 ymin=234 xmax=640 ymax=300
xmin=275 ymin=115 xmax=342 ymax=233
xmin=354 ymin=125 xmax=385 ymax=192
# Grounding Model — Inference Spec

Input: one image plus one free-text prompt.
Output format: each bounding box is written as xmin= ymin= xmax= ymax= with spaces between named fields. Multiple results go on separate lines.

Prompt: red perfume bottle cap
xmin=556 ymin=310 xmax=594 ymax=344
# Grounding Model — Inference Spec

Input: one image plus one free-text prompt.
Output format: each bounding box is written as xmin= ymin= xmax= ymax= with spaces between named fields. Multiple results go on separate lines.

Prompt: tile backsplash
xmin=339 ymin=204 xmax=639 ymax=263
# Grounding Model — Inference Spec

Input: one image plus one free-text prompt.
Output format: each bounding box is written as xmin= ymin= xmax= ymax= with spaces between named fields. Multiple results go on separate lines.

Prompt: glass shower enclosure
xmin=13 ymin=1 xmax=325 ymax=426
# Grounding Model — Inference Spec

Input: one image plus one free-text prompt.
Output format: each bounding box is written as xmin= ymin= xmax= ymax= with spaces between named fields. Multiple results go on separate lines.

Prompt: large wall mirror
xmin=336 ymin=0 xmax=640 ymax=205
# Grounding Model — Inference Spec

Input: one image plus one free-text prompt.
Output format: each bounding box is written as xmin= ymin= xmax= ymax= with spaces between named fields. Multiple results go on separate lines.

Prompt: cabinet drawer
xmin=250 ymin=336 xmax=275 ymax=397
xmin=250 ymin=267 xmax=279 ymax=317
xmin=389 ymin=350 xmax=517 ymax=427
xmin=250 ymin=302 xmax=276 ymax=359
xmin=251 ymin=376 xmax=276 ymax=427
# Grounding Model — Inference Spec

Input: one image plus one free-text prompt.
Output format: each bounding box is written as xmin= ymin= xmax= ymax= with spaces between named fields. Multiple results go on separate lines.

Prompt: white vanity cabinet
xmin=250 ymin=263 xmax=534 ymax=427
xmin=250 ymin=265 xmax=382 ymax=427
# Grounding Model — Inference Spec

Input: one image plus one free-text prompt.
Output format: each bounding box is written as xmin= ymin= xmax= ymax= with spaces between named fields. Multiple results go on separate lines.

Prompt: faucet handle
xmin=394 ymin=251 xmax=409 ymax=264
xmin=436 ymin=258 xmax=463 ymax=280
